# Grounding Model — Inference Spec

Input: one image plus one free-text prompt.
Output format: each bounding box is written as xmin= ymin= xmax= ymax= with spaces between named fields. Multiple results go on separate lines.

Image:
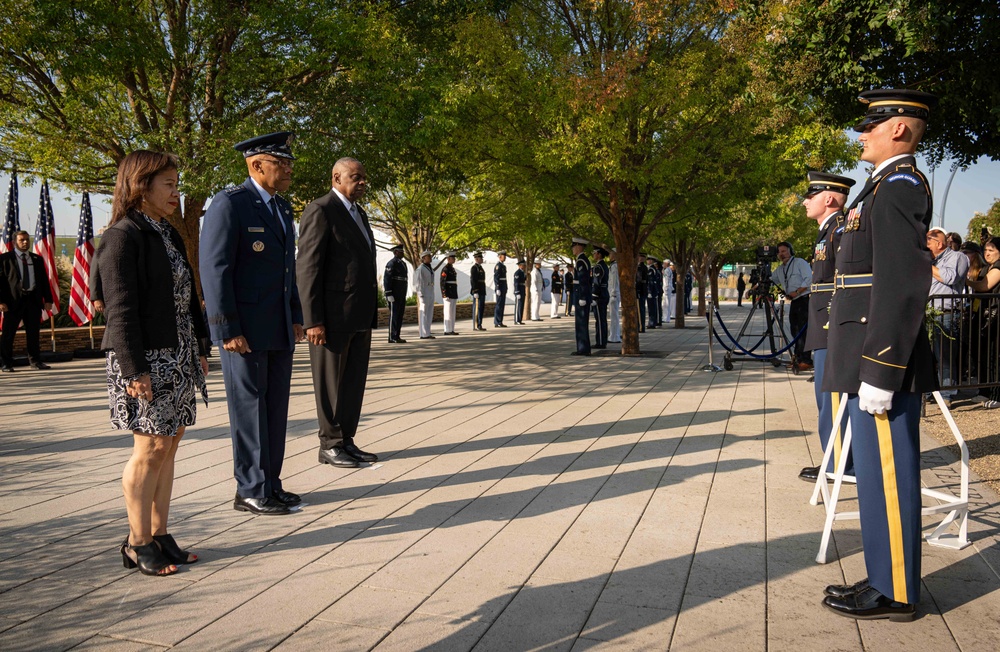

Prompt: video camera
xmin=752 ymin=245 xmax=776 ymax=293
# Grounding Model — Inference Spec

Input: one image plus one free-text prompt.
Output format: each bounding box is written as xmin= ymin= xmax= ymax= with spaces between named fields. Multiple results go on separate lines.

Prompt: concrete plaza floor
xmin=2 ymin=304 xmax=999 ymax=651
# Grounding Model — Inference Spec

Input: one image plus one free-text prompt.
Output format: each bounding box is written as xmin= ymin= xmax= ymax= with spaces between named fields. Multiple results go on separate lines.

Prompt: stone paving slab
xmin=1 ymin=304 xmax=999 ymax=650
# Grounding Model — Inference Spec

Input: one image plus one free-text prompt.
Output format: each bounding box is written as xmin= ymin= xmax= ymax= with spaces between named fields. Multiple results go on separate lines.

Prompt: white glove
xmin=386 ymin=296 xmax=394 ymax=303
xmin=858 ymin=382 xmax=894 ymax=415
xmin=578 ymin=300 xmax=586 ymax=307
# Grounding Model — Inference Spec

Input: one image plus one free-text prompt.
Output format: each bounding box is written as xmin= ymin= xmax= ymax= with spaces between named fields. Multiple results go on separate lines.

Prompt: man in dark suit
xmin=201 ymin=132 xmax=305 ymax=516
xmin=297 ymin=157 xmax=380 ymax=470
xmin=0 ymin=231 xmax=53 ymax=372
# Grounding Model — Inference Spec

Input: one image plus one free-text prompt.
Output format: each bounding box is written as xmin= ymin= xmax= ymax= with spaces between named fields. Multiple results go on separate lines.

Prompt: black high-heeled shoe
xmin=120 ymin=538 xmax=177 ymax=576
xmin=153 ymin=533 xmax=198 ymax=564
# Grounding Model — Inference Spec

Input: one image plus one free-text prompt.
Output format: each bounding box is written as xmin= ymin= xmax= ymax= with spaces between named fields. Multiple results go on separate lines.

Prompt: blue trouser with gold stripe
xmin=813 ymin=349 xmax=853 ymax=474
xmin=848 ymin=391 xmax=922 ymax=605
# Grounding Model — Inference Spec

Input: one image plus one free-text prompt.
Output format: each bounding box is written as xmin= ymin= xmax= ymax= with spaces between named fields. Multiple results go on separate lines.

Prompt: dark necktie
xmin=20 ymin=254 xmax=31 ymax=290
xmin=268 ymin=197 xmax=285 ymax=239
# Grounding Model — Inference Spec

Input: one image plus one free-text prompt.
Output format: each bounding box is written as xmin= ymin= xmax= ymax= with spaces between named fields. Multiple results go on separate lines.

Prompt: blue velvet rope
xmin=708 ymin=304 xmax=805 ymax=359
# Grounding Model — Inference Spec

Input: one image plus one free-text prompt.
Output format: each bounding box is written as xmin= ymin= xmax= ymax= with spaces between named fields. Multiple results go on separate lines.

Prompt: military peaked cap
xmin=806 ymin=171 xmax=856 ymax=196
xmin=854 ymin=89 xmax=938 ymax=132
xmin=234 ymin=131 xmax=296 ymax=159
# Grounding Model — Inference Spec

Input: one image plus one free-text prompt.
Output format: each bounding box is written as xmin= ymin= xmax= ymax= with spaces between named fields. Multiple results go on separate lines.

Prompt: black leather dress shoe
xmin=799 ymin=466 xmax=820 ymax=481
xmin=823 ymin=586 xmax=915 ymax=622
xmin=318 ymin=448 xmax=360 ymax=468
xmin=0 ymin=365 xmax=14 ymax=373
xmin=233 ymin=494 xmax=291 ymax=515
xmin=395 ymin=338 xmax=408 ymax=343
xmin=571 ymin=351 xmax=591 ymax=356
xmin=342 ymin=442 xmax=378 ymax=463
xmin=272 ymin=489 xmax=302 ymax=506
xmin=824 ymin=577 xmax=870 ymax=599
xmin=29 ymin=361 xmax=50 ymax=370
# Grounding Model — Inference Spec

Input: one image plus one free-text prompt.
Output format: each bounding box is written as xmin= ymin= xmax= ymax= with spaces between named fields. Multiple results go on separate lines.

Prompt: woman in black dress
xmin=99 ymin=151 xmax=208 ymax=576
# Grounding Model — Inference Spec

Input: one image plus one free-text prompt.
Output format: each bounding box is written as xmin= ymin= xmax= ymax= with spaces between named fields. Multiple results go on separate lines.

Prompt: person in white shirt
xmin=608 ymin=250 xmax=621 ymax=342
xmin=662 ymin=259 xmax=674 ymax=322
xmin=530 ymin=260 xmax=544 ymax=321
xmin=414 ymin=250 xmax=435 ymax=339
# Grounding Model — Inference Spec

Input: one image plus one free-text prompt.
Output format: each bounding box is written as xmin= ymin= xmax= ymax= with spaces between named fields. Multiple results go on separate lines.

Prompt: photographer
xmin=773 ymin=241 xmax=813 ymax=371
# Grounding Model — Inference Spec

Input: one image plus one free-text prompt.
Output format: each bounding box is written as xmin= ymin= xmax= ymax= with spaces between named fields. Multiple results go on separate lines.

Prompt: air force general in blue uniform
xmin=200 ymin=132 xmax=304 ymax=516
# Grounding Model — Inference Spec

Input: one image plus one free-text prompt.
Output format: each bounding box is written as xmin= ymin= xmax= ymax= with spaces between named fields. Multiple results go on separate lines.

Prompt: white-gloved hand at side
xmin=858 ymin=381 xmax=894 ymax=415
xmin=386 ymin=296 xmax=394 ymax=303
xmin=578 ymin=300 xmax=587 ymax=307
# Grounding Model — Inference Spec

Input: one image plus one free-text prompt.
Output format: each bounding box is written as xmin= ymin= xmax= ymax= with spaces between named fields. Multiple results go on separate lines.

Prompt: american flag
xmin=69 ymin=192 xmax=95 ymax=326
xmin=1 ymin=172 xmax=18 ymax=253
xmin=33 ymin=180 xmax=60 ymax=321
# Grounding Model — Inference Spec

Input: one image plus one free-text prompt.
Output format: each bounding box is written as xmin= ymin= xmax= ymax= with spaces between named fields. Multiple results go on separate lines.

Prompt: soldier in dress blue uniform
xmin=592 ymin=246 xmax=610 ymax=349
xmin=798 ymin=171 xmax=855 ymax=483
xmin=493 ymin=251 xmax=508 ymax=327
xmin=470 ymin=252 xmax=487 ymax=331
xmin=636 ymin=253 xmax=648 ymax=333
xmin=646 ymin=255 xmax=660 ymax=329
xmin=512 ymin=260 xmax=527 ymax=325
xmin=571 ymin=237 xmax=592 ymax=355
xmin=654 ymin=260 xmax=665 ymax=325
xmin=383 ymin=244 xmax=408 ymax=343
xmin=821 ymin=89 xmax=939 ymax=622
xmin=550 ymin=264 xmax=563 ymax=318
xmin=440 ymin=252 xmax=459 ymax=335
xmin=200 ymin=131 xmax=304 ymax=516
xmin=564 ymin=266 xmax=574 ymax=316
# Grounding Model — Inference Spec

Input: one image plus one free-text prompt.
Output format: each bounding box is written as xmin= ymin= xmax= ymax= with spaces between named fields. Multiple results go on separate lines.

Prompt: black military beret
xmin=806 ymin=171 xmax=856 ymax=196
xmin=234 ymin=131 xmax=296 ymax=159
xmin=854 ymin=89 xmax=938 ymax=132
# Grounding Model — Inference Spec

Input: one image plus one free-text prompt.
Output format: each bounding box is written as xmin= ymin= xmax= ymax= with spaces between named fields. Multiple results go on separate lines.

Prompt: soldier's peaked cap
xmin=420 ymin=249 xmax=432 ymax=257
xmin=571 ymin=237 xmax=589 ymax=246
xmin=473 ymin=251 xmax=484 ymax=258
xmin=853 ymin=89 xmax=938 ymax=132
xmin=390 ymin=244 xmax=404 ymax=252
xmin=806 ymin=171 xmax=856 ymax=196
xmin=446 ymin=251 xmax=457 ymax=258
xmin=234 ymin=131 xmax=296 ymax=159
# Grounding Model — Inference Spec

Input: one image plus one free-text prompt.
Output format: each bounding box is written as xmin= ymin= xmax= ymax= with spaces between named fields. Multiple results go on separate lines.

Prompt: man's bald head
xmin=332 ymin=157 xmax=367 ymax=202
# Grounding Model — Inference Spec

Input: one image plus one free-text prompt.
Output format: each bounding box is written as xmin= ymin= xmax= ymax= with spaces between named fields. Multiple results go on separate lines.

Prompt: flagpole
xmin=50 ymin=315 xmax=56 ymax=352
xmin=88 ymin=317 xmax=95 ymax=349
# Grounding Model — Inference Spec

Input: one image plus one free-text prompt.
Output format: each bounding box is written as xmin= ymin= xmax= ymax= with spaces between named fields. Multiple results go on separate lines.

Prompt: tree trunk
xmin=673 ymin=242 xmax=687 ymax=329
xmin=611 ymin=232 xmax=641 ymax=356
xmin=169 ymin=196 xmax=206 ymax=300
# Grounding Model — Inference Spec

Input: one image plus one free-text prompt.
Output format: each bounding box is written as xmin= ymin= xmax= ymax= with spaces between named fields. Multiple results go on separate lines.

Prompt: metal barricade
xmin=927 ymin=292 xmax=1000 ymax=398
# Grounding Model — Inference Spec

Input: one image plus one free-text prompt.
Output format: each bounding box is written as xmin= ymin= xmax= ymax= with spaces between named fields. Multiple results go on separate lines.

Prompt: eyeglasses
xmin=260 ymin=158 xmax=294 ymax=170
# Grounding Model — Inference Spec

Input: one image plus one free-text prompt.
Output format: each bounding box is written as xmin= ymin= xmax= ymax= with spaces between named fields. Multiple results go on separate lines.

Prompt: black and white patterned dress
xmin=106 ymin=215 xmax=207 ymax=435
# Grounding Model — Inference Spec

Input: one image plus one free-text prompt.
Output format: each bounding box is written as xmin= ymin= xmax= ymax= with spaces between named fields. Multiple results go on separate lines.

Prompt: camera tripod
xmin=722 ymin=289 xmax=798 ymax=372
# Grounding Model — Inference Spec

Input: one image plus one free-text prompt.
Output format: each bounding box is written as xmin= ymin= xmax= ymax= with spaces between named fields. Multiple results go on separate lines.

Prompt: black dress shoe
xmin=799 ymin=466 xmax=820 ymax=482
xmin=342 ymin=442 xmax=378 ymax=463
xmin=396 ymin=338 xmax=407 ymax=343
xmin=571 ymin=351 xmax=591 ymax=356
xmin=233 ymin=494 xmax=291 ymax=515
xmin=318 ymin=448 xmax=360 ymax=468
xmin=824 ymin=577 xmax=870 ymax=599
xmin=272 ymin=489 xmax=302 ymax=506
xmin=593 ymin=345 xmax=607 ymax=349
xmin=0 ymin=365 xmax=13 ymax=373
xmin=823 ymin=586 xmax=915 ymax=622
xmin=29 ymin=361 xmax=50 ymax=370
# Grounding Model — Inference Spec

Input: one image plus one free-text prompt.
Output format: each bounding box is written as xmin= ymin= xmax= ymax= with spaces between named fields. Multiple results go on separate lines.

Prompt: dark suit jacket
xmin=0 ymin=250 xmax=53 ymax=307
xmin=296 ymin=189 xmax=378 ymax=346
xmin=200 ymin=178 xmax=303 ymax=350
xmin=97 ymin=212 xmax=208 ymax=378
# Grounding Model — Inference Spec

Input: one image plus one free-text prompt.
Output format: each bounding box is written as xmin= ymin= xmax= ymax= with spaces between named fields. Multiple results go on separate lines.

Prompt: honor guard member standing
xmin=512 ymin=260 xmax=527 ymax=324
xmin=820 ymin=89 xmax=939 ymax=622
xmin=608 ymin=249 xmax=621 ymax=343
xmin=646 ymin=255 xmax=660 ymax=328
xmin=530 ymin=260 xmax=544 ymax=321
xmin=200 ymin=131 xmax=304 ymax=515
xmin=415 ymin=250 xmax=435 ymax=339
xmin=592 ymin=246 xmax=610 ymax=348
xmin=663 ymin=259 xmax=675 ymax=321
xmin=383 ymin=244 xmax=408 ymax=343
xmin=494 ymin=251 xmax=508 ymax=327
xmin=571 ymin=238 xmax=592 ymax=355
xmin=550 ymin=264 xmax=563 ymax=318
xmin=654 ymin=260 xmax=665 ymax=325
xmin=636 ymin=253 xmax=648 ymax=332
xmin=798 ymin=171 xmax=855 ymax=483
xmin=470 ymin=252 xmax=487 ymax=330
xmin=564 ymin=266 xmax=574 ymax=315
xmin=440 ymin=252 xmax=459 ymax=335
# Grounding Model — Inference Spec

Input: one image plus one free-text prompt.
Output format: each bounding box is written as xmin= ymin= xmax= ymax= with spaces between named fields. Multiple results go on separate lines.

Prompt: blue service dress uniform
xmin=470 ymin=262 xmax=487 ymax=329
xmin=646 ymin=264 xmax=660 ymax=328
xmin=512 ymin=267 xmax=526 ymax=324
xmin=383 ymin=256 xmax=408 ymax=342
xmin=654 ymin=265 xmax=665 ymax=325
xmin=805 ymin=211 xmax=852 ymax=475
xmin=592 ymin=259 xmax=609 ymax=347
xmin=564 ymin=270 xmax=574 ymax=315
xmin=200 ymin=178 xmax=303 ymax=500
xmin=493 ymin=260 xmax=508 ymax=326
xmin=822 ymin=155 xmax=938 ymax=606
xmin=636 ymin=261 xmax=648 ymax=332
xmin=574 ymin=253 xmax=592 ymax=354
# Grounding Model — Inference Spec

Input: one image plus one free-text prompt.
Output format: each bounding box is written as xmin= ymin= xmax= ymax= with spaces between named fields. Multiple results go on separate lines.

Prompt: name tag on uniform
xmin=248 ymin=227 xmax=265 ymax=233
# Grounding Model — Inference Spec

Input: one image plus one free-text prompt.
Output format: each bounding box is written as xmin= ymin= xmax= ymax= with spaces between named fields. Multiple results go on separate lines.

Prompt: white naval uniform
xmin=608 ymin=261 xmax=621 ymax=342
xmin=415 ymin=263 xmax=435 ymax=338
xmin=663 ymin=267 xmax=674 ymax=321
xmin=530 ymin=267 xmax=544 ymax=320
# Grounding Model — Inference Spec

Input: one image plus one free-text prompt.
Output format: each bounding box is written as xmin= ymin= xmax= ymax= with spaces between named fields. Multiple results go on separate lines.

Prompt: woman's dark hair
xmin=110 ymin=150 xmax=179 ymax=225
